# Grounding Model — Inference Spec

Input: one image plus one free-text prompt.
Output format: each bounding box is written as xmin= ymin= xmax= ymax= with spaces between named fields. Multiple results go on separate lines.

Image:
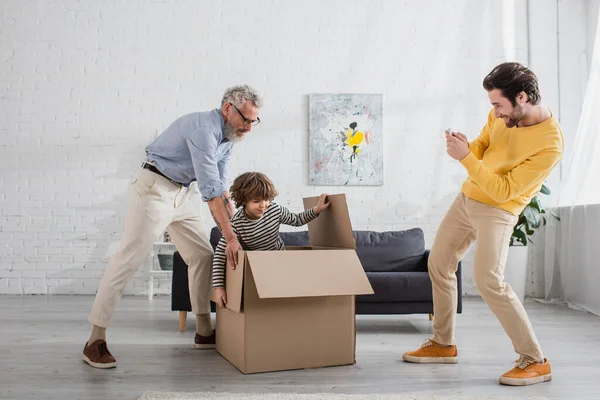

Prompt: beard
xmin=224 ymin=124 xmax=246 ymax=143
xmin=503 ymin=105 xmax=524 ymax=128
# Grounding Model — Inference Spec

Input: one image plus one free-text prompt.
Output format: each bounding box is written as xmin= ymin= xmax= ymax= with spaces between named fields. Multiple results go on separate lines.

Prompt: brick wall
xmin=0 ymin=0 xmax=531 ymax=295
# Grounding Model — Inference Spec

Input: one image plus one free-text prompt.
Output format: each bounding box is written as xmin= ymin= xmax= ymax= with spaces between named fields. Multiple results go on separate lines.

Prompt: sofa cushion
xmin=209 ymin=227 xmax=310 ymax=251
xmin=356 ymin=271 xmax=433 ymax=303
xmin=278 ymin=230 xmax=427 ymax=272
xmin=209 ymin=226 xmax=427 ymax=273
xmin=353 ymin=229 xmax=426 ymax=272
xmin=279 ymin=231 xmax=310 ymax=247
xmin=384 ymin=253 xmax=428 ymax=272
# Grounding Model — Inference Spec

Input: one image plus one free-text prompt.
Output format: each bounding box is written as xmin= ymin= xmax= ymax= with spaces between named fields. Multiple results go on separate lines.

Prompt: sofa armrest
xmin=171 ymin=251 xmax=192 ymax=312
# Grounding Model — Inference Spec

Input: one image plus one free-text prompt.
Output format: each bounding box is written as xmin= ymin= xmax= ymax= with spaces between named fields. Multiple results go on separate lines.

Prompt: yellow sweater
xmin=460 ymin=109 xmax=564 ymax=215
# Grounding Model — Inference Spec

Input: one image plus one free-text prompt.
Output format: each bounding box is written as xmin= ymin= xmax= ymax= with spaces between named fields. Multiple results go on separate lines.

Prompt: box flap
xmin=223 ymin=250 xmax=245 ymax=313
xmin=303 ymin=194 xmax=355 ymax=249
xmin=246 ymin=250 xmax=373 ymax=299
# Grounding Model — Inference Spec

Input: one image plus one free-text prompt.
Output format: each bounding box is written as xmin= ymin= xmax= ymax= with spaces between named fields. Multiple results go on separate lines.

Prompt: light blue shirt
xmin=145 ymin=109 xmax=234 ymax=201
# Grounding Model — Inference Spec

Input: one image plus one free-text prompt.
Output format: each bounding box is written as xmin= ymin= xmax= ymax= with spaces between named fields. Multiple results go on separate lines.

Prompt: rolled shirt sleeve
xmin=217 ymin=147 xmax=233 ymax=195
xmin=186 ymin=129 xmax=226 ymax=201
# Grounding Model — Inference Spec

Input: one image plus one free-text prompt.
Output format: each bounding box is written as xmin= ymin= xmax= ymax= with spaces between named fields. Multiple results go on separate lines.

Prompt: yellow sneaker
xmin=402 ymin=339 xmax=458 ymax=364
xmin=499 ymin=356 xmax=552 ymax=386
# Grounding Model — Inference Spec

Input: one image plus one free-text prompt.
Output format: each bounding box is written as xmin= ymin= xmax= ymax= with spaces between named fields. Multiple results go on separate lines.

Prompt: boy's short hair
xmin=230 ymin=172 xmax=278 ymax=208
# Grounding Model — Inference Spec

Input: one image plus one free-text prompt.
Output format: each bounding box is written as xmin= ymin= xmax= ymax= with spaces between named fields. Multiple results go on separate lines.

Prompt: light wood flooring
xmin=1 ymin=296 xmax=598 ymax=400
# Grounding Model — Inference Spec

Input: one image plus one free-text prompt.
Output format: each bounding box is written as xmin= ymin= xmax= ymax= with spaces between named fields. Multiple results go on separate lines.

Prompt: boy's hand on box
xmin=215 ymin=287 xmax=227 ymax=308
xmin=314 ymin=193 xmax=331 ymax=214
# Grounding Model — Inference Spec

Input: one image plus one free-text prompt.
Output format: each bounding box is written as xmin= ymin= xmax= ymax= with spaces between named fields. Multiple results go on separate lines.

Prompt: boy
xmin=212 ymin=172 xmax=330 ymax=307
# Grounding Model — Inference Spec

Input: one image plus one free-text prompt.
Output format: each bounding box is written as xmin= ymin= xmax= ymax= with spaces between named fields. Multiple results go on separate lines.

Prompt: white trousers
xmin=89 ymin=168 xmax=214 ymax=327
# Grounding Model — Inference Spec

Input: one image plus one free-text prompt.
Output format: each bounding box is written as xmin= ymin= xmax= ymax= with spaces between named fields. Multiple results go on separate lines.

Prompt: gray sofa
xmin=273 ymin=227 xmax=462 ymax=315
xmin=171 ymin=227 xmax=462 ymax=315
xmin=352 ymin=229 xmax=462 ymax=314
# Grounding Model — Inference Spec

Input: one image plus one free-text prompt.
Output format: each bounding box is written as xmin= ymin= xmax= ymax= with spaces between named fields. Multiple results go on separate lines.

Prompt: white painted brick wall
xmin=0 ymin=0 xmax=532 ymax=296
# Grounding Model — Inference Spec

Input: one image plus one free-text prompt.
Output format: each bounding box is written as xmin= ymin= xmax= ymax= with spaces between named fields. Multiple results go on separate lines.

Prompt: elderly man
xmin=403 ymin=63 xmax=563 ymax=386
xmin=83 ymin=85 xmax=262 ymax=369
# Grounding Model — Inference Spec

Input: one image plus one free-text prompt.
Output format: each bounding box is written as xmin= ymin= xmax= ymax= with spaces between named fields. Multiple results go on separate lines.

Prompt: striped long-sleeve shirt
xmin=212 ymin=202 xmax=318 ymax=288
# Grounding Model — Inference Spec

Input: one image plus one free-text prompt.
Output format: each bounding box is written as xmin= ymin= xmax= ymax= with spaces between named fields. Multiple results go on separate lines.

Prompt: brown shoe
xmin=500 ymin=356 xmax=552 ymax=386
xmin=194 ymin=330 xmax=216 ymax=349
xmin=402 ymin=339 xmax=458 ymax=364
xmin=82 ymin=339 xmax=117 ymax=369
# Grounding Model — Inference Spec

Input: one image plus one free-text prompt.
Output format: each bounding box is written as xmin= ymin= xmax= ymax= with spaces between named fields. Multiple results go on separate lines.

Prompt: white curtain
xmin=538 ymin=205 xmax=600 ymax=315
xmin=558 ymin=19 xmax=600 ymax=207
xmin=535 ymin=9 xmax=600 ymax=316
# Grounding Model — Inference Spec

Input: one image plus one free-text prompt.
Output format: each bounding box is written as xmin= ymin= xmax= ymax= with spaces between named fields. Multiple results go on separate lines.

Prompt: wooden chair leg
xmin=179 ymin=311 xmax=187 ymax=332
xmin=428 ymin=313 xmax=434 ymax=321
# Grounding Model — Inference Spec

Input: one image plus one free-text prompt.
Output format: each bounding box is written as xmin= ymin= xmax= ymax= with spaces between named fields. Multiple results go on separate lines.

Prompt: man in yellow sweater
xmin=403 ymin=62 xmax=563 ymax=386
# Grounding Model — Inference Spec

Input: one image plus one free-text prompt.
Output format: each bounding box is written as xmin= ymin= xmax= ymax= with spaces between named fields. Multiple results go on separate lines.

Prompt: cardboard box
xmin=212 ymin=193 xmax=374 ymax=374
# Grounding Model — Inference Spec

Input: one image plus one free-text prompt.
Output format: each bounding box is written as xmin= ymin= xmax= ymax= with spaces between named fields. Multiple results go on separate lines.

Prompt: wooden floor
xmin=0 ymin=296 xmax=598 ymax=400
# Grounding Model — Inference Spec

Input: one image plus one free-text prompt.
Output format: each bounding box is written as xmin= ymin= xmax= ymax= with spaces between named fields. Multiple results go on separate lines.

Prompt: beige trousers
xmin=89 ymin=168 xmax=214 ymax=328
xmin=429 ymin=193 xmax=544 ymax=361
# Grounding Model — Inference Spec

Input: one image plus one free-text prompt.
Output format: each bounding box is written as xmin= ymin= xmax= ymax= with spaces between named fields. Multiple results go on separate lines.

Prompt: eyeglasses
xmin=230 ymin=103 xmax=260 ymax=126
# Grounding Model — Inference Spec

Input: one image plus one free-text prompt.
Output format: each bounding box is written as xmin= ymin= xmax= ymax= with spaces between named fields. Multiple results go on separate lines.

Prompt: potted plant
xmin=504 ymin=184 xmax=551 ymax=302
xmin=510 ymin=184 xmax=551 ymax=246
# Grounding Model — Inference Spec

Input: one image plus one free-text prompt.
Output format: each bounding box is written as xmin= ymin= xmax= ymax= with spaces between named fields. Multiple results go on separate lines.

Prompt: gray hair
xmin=221 ymin=85 xmax=263 ymax=108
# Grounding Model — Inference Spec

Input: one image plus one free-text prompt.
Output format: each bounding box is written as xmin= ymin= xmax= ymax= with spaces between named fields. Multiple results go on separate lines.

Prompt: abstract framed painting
xmin=309 ymin=93 xmax=383 ymax=186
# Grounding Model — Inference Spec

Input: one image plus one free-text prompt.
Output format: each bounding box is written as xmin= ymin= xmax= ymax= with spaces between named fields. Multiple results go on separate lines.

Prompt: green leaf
xmin=512 ymin=229 xmax=527 ymax=246
xmin=523 ymin=206 xmax=542 ymax=228
xmin=529 ymin=196 xmax=542 ymax=212
xmin=540 ymin=184 xmax=551 ymax=195
xmin=513 ymin=223 xmax=524 ymax=235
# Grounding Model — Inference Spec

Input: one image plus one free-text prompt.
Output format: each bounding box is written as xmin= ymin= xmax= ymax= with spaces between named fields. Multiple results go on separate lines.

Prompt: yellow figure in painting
xmin=345 ymin=122 xmax=364 ymax=162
